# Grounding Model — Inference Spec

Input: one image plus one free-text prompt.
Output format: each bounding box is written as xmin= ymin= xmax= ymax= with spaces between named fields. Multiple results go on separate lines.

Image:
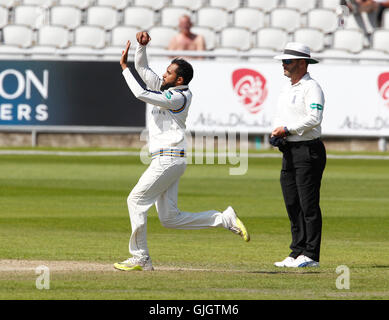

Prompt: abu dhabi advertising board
xmin=148 ymin=58 xmax=389 ymax=137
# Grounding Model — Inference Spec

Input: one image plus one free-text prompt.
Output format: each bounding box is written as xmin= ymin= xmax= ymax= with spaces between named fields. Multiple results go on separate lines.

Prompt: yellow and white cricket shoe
xmin=224 ymin=206 xmax=250 ymax=242
xmin=114 ymin=256 xmax=154 ymax=271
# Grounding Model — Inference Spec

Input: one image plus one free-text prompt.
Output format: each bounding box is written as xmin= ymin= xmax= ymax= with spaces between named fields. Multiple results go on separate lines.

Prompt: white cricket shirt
xmin=122 ymin=44 xmax=192 ymax=156
xmin=273 ymin=72 xmax=325 ymax=142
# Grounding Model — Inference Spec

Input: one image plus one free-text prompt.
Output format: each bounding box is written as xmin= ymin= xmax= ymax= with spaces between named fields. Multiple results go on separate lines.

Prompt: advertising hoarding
xmin=0 ymin=61 xmax=146 ymax=127
xmin=149 ymin=59 xmax=389 ymax=137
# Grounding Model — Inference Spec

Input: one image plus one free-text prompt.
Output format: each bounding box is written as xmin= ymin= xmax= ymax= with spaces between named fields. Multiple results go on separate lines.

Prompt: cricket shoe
xmin=223 ymin=206 xmax=250 ymax=242
xmin=113 ymin=256 xmax=154 ymax=271
xmin=274 ymin=256 xmax=295 ymax=267
xmin=291 ymin=255 xmax=319 ymax=268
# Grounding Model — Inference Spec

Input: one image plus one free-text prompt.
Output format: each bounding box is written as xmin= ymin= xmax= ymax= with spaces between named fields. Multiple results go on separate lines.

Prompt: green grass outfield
xmin=0 ymin=148 xmax=389 ymax=300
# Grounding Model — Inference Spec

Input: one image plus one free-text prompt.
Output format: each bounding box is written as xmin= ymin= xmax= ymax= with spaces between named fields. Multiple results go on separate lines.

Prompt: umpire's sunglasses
xmin=282 ymin=59 xmax=294 ymax=65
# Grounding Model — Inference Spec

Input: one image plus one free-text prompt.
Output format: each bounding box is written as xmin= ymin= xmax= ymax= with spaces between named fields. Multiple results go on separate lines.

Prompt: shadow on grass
xmin=248 ymin=270 xmax=321 ymax=275
xmin=350 ymin=265 xmax=389 ymax=269
xmin=371 ymin=265 xmax=389 ymax=269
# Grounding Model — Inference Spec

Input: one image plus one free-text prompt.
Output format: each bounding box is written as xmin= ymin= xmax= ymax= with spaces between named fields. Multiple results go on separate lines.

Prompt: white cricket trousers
xmin=127 ymin=156 xmax=228 ymax=259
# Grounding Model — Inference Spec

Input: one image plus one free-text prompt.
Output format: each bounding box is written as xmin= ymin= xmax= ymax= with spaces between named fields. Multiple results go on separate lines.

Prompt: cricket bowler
xmin=114 ymin=32 xmax=250 ymax=271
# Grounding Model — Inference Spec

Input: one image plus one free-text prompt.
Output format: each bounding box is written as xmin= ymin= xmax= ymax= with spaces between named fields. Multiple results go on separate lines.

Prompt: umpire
xmin=271 ymin=43 xmax=326 ymax=268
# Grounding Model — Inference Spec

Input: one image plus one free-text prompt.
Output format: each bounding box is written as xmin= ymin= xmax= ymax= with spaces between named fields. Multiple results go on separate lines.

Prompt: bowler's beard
xmin=160 ymin=76 xmax=178 ymax=91
xmin=160 ymin=81 xmax=175 ymax=91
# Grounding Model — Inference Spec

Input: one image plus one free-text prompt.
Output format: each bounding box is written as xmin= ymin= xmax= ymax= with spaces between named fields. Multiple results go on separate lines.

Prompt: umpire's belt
xmin=150 ymin=148 xmax=186 ymax=159
xmin=287 ymin=138 xmax=321 ymax=147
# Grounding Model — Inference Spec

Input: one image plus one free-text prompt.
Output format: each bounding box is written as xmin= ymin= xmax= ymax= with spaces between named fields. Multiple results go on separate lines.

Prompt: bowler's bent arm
xmin=122 ymin=68 xmax=185 ymax=111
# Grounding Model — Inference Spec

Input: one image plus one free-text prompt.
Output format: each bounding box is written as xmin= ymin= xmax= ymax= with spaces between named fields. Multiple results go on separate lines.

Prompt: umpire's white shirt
xmin=273 ymin=73 xmax=325 ymax=142
xmin=122 ymin=44 xmax=191 ymax=156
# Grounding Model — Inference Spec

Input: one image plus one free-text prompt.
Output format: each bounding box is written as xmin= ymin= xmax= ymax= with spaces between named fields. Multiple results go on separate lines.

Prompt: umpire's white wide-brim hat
xmin=274 ymin=42 xmax=319 ymax=64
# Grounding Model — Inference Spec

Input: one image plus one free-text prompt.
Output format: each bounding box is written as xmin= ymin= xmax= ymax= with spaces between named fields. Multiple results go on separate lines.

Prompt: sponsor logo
xmin=232 ymin=69 xmax=268 ymax=114
xmin=0 ymin=69 xmax=49 ymax=123
xmin=164 ymin=91 xmax=172 ymax=99
xmin=378 ymin=72 xmax=389 ymax=108
xmin=310 ymin=103 xmax=323 ymax=110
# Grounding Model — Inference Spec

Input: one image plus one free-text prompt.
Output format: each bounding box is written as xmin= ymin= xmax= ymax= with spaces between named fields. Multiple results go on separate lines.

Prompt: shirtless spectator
xmin=341 ymin=0 xmax=380 ymax=33
xmin=168 ymin=15 xmax=206 ymax=52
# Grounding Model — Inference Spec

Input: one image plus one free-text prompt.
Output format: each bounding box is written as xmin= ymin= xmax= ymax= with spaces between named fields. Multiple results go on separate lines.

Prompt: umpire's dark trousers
xmin=280 ymin=138 xmax=326 ymax=262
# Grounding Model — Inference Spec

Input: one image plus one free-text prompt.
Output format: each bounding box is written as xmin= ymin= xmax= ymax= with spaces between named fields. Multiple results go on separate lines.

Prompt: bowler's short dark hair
xmin=171 ymin=58 xmax=193 ymax=85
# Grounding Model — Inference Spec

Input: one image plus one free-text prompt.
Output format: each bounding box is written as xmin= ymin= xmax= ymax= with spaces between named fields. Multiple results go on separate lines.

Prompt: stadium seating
xmin=161 ymin=6 xmax=192 ymax=27
xmin=72 ymin=25 xmax=106 ymax=48
xmin=123 ymin=6 xmax=156 ymax=30
xmin=319 ymin=48 xmax=355 ymax=64
xmin=212 ymin=47 xmax=239 ymax=61
xmin=233 ymin=7 xmax=266 ymax=32
xmin=2 ymin=24 xmax=34 ymax=47
xmin=64 ymin=46 xmax=101 ymax=60
xmin=270 ymin=8 xmax=301 ymax=32
xmin=103 ymin=25 xmax=140 ymax=59
xmin=371 ymin=29 xmax=389 ymax=53
xmin=197 ymin=7 xmax=229 ymax=31
xmin=29 ymin=46 xmax=59 ymax=59
xmin=255 ymin=27 xmax=289 ymax=51
xmin=0 ymin=45 xmax=26 ymax=59
xmin=246 ymin=0 xmax=279 ymax=13
xmin=332 ymin=29 xmax=365 ymax=53
xmin=0 ymin=0 xmax=17 ymax=8
xmin=96 ymin=0 xmax=128 ymax=10
xmin=294 ymin=28 xmax=325 ymax=52
xmin=87 ymin=6 xmax=119 ymax=30
xmin=64 ymin=25 xmax=106 ymax=59
xmin=357 ymin=49 xmax=389 ymax=64
xmin=14 ymin=5 xmax=46 ymax=29
xmin=320 ymin=0 xmax=342 ymax=10
xmin=382 ymin=9 xmax=389 ymax=29
xmin=0 ymin=6 xmax=8 ymax=29
xmin=171 ymin=0 xmax=204 ymax=11
xmin=247 ymin=47 xmax=279 ymax=62
xmin=307 ymin=8 xmax=339 ymax=34
xmin=29 ymin=25 xmax=70 ymax=59
xmin=58 ymin=0 xmax=93 ymax=10
xmin=344 ymin=11 xmax=377 ymax=35
xmin=133 ymin=0 xmax=166 ymax=11
xmin=209 ymin=0 xmax=240 ymax=12
xmin=284 ymin=0 xmax=317 ymax=13
xmin=343 ymin=12 xmax=362 ymax=30
xmin=110 ymin=25 xmax=140 ymax=47
xmin=148 ymin=26 xmax=177 ymax=48
xmin=220 ymin=27 xmax=251 ymax=51
xmin=23 ymin=0 xmax=56 ymax=6
xmin=191 ymin=26 xmax=217 ymax=50
xmin=50 ymin=5 xmax=82 ymax=30
xmin=0 ymin=0 xmax=388 ymax=62
xmin=37 ymin=25 xmax=70 ymax=48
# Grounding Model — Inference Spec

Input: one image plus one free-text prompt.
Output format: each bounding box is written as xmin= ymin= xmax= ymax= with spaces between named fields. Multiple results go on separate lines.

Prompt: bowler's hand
xmin=271 ymin=126 xmax=287 ymax=138
xmin=120 ymin=40 xmax=131 ymax=70
xmin=136 ymin=31 xmax=151 ymax=46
